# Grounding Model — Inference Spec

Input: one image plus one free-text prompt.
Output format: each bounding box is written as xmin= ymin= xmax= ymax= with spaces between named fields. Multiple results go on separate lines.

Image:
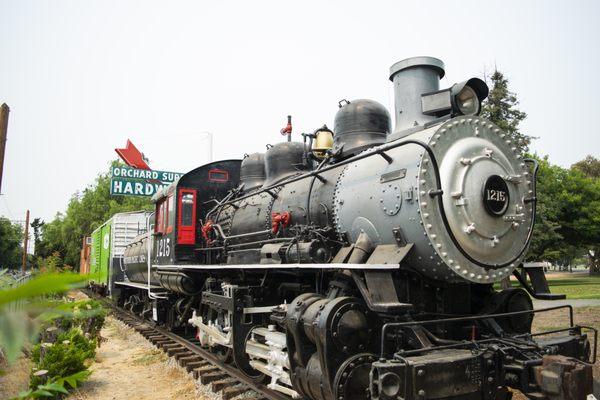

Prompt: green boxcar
xmin=89 ymin=220 xmax=112 ymax=287
xmin=88 ymin=211 xmax=151 ymax=297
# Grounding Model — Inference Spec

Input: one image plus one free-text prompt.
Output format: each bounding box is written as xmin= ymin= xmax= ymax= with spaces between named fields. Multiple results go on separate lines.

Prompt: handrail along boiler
xmin=117 ymin=57 xmax=596 ymax=400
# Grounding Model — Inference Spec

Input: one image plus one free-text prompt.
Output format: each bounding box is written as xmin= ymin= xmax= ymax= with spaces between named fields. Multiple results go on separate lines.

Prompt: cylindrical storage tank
xmin=389 ymin=56 xmax=445 ymax=134
xmin=240 ymin=153 xmax=266 ymax=192
xmin=263 ymin=141 xmax=310 ymax=187
xmin=123 ymin=233 xmax=159 ymax=285
xmin=333 ymin=99 xmax=391 ymax=157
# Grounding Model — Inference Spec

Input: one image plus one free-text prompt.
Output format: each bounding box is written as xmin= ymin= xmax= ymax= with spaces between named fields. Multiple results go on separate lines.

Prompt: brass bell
xmin=311 ymin=125 xmax=334 ymax=159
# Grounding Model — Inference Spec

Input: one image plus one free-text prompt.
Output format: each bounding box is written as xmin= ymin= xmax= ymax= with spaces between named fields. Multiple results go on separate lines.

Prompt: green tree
xmin=481 ymin=70 xmax=531 ymax=152
xmin=527 ymin=156 xmax=600 ymax=272
xmin=526 ymin=157 xmax=565 ymax=264
xmin=572 ymin=155 xmax=600 ymax=179
xmin=0 ymin=217 xmax=23 ymax=269
xmin=30 ymin=218 xmax=44 ymax=254
xmin=37 ymin=161 xmax=153 ymax=268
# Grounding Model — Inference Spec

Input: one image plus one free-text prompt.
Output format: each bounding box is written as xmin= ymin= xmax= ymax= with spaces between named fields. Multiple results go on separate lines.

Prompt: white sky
xmin=1 ymin=0 xmax=599 ymax=222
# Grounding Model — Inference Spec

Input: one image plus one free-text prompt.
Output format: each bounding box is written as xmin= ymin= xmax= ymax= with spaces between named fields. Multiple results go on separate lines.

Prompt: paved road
xmin=533 ymin=298 xmax=600 ymax=308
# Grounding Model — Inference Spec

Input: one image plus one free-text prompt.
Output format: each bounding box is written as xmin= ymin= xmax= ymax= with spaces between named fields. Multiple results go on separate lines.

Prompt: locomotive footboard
xmin=374 ymin=306 xmax=596 ymax=400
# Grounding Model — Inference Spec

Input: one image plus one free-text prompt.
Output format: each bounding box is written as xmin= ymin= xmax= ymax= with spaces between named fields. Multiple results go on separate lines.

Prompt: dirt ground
xmin=67 ymin=317 xmax=214 ymax=400
xmin=0 ymin=355 xmax=32 ymax=398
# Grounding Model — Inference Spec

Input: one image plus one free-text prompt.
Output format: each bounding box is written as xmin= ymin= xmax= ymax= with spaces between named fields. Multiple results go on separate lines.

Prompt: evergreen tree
xmin=481 ymin=70 xmax=531 ymax=153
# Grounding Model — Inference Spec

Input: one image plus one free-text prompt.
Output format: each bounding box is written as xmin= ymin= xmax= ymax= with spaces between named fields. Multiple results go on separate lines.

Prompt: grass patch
xmin=546 ymin=275 xmax=600 ymax=299
xmin=132 ymin=349 xmax=166 ymax=366
xmin=496 ymin=274 xmax=600 ymax=299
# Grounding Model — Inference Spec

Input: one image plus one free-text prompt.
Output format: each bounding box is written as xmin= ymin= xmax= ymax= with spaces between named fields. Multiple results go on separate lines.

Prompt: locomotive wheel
xmin=333 ymin=353 xmax=377 ymax=400
xmin=231 ymin=329 xmax=265 ymax=383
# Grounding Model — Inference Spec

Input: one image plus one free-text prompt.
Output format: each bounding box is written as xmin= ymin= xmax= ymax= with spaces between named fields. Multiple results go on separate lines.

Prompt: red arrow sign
xmin=115 ymin=139 xmax=150 ymax=170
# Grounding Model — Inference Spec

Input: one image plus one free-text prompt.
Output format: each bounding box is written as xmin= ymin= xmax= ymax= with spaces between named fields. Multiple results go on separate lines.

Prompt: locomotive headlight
xmin=421 ymin=77 xmax=488 ymax=117
xmin=455 ymin=85 xmax=479 ymax=115
xmin=450 ymin=78 xmax=488 ymax=116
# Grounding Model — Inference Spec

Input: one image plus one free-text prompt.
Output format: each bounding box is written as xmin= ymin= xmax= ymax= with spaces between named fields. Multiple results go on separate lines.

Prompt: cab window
xmin=181 ymin=193 xmax=194 ymax=226
xmin=155 ymin=195 xmax=173 ymax=234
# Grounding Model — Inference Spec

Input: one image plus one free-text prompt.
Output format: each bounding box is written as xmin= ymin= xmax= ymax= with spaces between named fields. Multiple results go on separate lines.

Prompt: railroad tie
xmin=148 ymin=336 xmax=169 ymax=343
xmin=146 ymin=334 xmax=166 ymax=341
xmin=221 ymin=385 xmax=251 ymax=400
xmin=193 ymin=365 xmax=219 ymax=380
xmin=185 ymin=360 xmax=209 ymax=372
xmin=174 ymin=351 xmax=194 ymax=361
xmin=167 ymin=347 xmax=188 ymax=357
xmin=200 ymin=371 xmax=227 ymax=385
xmin=177 ymin=354 xmax=203 ymax=365
xmin=211 ymin=378 xmax=238 ymax=392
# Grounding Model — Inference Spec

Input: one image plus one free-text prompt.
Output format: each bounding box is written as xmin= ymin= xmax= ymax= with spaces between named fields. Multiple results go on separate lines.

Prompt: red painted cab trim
xmin=208 ymin=168 xmax=229 ymax=183
xmin=177 ymin=188 xmax=197 ymax=245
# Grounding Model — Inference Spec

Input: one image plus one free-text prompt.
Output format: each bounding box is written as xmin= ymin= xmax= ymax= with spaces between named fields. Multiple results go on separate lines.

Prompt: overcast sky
xmin=1 ymin=0 xmax=599 ymax=223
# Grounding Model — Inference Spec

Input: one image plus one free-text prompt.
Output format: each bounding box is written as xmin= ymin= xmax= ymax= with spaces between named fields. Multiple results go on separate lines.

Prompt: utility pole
xmin=22 ymin=209 xmax=29 ymax=272
xmin=0 ymin=103 xmax=9 ymax=194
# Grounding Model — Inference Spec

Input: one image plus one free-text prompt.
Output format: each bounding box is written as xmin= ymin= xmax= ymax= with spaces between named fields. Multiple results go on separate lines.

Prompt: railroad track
xmin=88 ymin=292 xmax=293 ymax=400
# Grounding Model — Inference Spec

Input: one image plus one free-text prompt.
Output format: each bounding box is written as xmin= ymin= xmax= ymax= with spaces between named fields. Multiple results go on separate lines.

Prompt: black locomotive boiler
xmin=117 ymin=57 xmax=596 ymax=400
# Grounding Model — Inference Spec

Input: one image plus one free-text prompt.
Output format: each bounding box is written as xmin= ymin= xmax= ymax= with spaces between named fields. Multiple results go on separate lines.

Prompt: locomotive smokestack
xmin=389 ymin=56 xmax=445 ymax=134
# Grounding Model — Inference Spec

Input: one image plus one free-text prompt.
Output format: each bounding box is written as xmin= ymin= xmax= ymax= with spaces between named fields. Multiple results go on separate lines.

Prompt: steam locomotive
xmin=116 ymin=57 xmax=595 ymax=399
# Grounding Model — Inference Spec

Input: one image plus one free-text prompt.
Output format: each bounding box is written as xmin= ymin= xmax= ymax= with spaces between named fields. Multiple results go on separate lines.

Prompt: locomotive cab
xmin=151 ymin=160 xmax=241 ymax=266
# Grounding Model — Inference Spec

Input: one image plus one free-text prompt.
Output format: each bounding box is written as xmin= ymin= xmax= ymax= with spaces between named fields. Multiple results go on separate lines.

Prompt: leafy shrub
xmin=12 ymin=370 xmax=90 ymax=399
xmin=37 ymin=252 xmax=73 ymax=273
xmin=30 ymin=328 xmax=96 ymax=388
xmin=0 ymin=272 xmax=87 ymax=365
xmin=55 ymin=299 xmax=107 ymax=341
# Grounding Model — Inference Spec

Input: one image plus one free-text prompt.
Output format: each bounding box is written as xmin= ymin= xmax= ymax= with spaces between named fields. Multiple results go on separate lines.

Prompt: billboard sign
xmin=110 ymin=166 xmax=184 ymax=197
xmin=111 ymin=166 xmax=183 ymax=183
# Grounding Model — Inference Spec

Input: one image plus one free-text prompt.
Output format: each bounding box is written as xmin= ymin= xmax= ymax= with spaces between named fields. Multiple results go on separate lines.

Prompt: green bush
xmin=30 ymin=328 xmax=96 ymax=389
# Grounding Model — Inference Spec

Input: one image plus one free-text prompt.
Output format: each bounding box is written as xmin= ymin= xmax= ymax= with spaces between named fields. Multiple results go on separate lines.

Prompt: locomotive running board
xmin=153 ymin=263 xmax=400 ymax=270
xmin=115 ymin=281 xmax=164 ymax=290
